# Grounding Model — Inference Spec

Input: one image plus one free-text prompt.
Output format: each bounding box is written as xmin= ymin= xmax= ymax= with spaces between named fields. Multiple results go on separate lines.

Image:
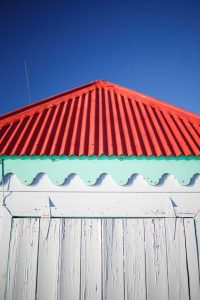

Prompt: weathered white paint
xmin=80 ymin=219 xmax=101 ymax=300
xmin=6 ymin=218 xmax=39 ymax=300
xmin=102 ymin=219 xmax=124 ymax=300
xmin=123 ymin=219 xmax=146 ymax=300
xmin=195 ymin=211 xmax=200 ymax=276
xmin=184 ymin=218 xmax=200 ymax=300
xmin=165 ymin=218 xmax=190 ymax=300
xmin=144 ymin=218 xmax=169 ymax=300
xmin=36 ymin=218 xmax=61 ymax=300
xmin=0 ymin=206 xmax=12 ymax=300
xmin=58 ymin=219 xmax=81 ymax=300
xmin=2 ymin=217 xmax=200 ymax=300
xmin=1 ymin=173 xmax=200 ymax=299
xmin=2 ymin=173 xmax=200 ymax=192
xmin=2 ymin=192 xmax=200 ymax=218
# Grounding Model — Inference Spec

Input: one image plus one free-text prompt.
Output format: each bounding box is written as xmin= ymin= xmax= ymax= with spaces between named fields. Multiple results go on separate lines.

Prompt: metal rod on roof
xmin=24 ymin=61 xmax=31 ymax=104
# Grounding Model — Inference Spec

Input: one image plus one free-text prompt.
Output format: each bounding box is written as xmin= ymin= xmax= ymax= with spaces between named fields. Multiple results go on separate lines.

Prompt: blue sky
xmin=0 ymin=0 xmax=200 ymax=115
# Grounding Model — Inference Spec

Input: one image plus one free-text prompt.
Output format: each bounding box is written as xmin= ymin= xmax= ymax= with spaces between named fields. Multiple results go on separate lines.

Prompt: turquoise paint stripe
xmin=0 ymin=154 xmax=200 ymax=160
xmin=1 ymin=157 xmax=200 ymax=186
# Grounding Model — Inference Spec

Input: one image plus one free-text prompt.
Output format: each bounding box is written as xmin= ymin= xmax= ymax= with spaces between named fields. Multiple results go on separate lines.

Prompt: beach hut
xmin=0 ymin=80 xmax=200 ymax=299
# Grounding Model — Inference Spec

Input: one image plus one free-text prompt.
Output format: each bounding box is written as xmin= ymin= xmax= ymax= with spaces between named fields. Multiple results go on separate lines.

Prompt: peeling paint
xmin=2 ymin=217 xmax=200 ymax=300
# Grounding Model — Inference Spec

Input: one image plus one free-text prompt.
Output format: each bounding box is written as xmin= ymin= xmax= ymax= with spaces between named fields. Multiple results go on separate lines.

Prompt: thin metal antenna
xmin=24 ymin=61 xmax=31 ymax=104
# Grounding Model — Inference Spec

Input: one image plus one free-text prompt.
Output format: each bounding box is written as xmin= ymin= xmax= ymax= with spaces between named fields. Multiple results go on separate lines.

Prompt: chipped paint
xmin=2 ymin=218 xmax=200 ymax=299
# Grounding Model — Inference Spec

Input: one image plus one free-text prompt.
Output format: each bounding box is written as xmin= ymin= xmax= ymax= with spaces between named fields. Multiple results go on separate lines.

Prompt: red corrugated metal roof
xmin=0 ymin=80 xmax=199 ymax=156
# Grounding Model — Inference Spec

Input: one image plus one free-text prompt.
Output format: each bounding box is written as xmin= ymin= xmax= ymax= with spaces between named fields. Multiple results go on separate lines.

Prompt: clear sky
xmin=0 ymin=0 xmax=200 ymax=115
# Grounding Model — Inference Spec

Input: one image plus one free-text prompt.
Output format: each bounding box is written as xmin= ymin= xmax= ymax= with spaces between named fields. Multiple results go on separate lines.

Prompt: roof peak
xmin=0 ymin=79 xmax=199 ymax=156
xmin=0 ymin=79 xmax=199 ymax=124
xmin=0 ymin=79 xmax=110 ymax=122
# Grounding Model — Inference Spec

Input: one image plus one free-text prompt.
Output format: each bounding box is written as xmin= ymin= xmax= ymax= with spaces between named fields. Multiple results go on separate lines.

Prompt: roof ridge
xmin=92 ymin=80 xmax=200 ymax=122
xmin=0 ymin=80 xmax=199 ymax=126
xmin=0 ymin=79 xmax=199 ymax=156
xmin=105 ymin=82 xmax=200 ymax=122
xmin=0 ymin=79 xmax=116 ymax=123
xmin=0 ymin=81 xmax=99 ymax=125
xmin=0 ymin=79 xmax=113 ymax=124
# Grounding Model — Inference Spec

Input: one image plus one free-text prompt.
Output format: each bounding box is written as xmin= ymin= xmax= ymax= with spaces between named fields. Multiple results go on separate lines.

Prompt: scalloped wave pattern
xmin=1 ymin=157 xmax=200 ymax=186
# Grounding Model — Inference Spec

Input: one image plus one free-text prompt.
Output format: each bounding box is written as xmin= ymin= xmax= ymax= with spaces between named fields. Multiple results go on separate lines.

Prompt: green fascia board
xmin=0 ymin=155 xmax=200 ymax=186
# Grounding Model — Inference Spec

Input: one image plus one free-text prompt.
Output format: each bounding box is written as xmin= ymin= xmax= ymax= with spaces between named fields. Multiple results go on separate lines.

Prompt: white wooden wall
xmin=1 ymin=174 xmax=200 ymax=299
xmin=1 ymin=217 xmax=200 ymax=300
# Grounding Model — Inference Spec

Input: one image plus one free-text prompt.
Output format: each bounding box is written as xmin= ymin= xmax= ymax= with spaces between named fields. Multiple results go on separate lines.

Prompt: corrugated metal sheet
xmin=0 ymin=80 xmax=199 ymax=156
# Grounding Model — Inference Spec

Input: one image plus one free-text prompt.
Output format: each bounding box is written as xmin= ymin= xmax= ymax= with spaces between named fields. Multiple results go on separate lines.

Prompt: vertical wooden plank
xmin=80 ymin=219 xmax=102 ymax=300
xmin=165 ymin=218 xmax=189 ymax=300
xmin=58 ymin=219 xmax=81 ymax=300
xmin=102 ymin=218 xmax=124 ymax=300
xmin=36 ymin=218 xmax=61 ymax=300
xmin=184 ymin=218 xmax=200 ymax=300
xmin=0 ymin=207 xmax=12 ymax=300
xmin=195 ymin=216 xmax=200 ymax=275
xmin=144 ymin=218 xmax=169 ymax=300
xmin=123 ymin=219 xmax=146 ymax=300
xmin=6 ymin=218 xmax=39 ymax=300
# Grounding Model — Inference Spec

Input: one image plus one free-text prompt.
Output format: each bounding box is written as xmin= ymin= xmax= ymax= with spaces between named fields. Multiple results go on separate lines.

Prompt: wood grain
xmin=36 ymin=218 xmax=61 ymax=300
xmin=144 ymin=218 xmax=169 ymax=300
xmin=3 ymin=217 xmax=200 ymax=300
xmin=102 ymin=219 xmax=124 ymax=300
xmin=6 ymin=218 xmax=39 ymax=300
xmin=165 ymin=218 xmax=189 ymax=300
xmin=58 ymin=219 xmax=81 ymax=300
xmin=80 ymin=219 xmax=101 ymax=300
xmin=124 ymin=219 xmax=146 ymax=300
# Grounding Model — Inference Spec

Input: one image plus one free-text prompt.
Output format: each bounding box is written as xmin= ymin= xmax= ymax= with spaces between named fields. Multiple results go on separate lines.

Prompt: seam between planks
xmin=34 ymin=218 xmax=41 ymax=300
xmin=4 ymin=216 xmax=13 ymax=300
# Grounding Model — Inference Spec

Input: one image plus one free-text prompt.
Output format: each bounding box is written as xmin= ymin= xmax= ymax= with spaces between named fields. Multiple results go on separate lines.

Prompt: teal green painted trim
xmin=0 ymin=157 xmax=200 ymax=186
xmin=0 ymin=154 xmax=200 ymax=160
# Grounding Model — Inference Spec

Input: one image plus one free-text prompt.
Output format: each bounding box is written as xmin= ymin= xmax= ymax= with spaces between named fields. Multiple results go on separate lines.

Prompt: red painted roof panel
xmin=0 ymin=80 xmax=199 ymax=156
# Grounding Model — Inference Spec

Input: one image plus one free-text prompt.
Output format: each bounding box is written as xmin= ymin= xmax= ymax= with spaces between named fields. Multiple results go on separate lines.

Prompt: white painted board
xmin=36 ymin=218 xmax=61 ymax=300
xmin=102 ymin=219 xmax=124 ymax=300
xmin=6 ymin=218 xmax=39 ymax=300
xmin=144 ymin=218 xmax=169 ymax=300
xmin=4 ymin=192 xmax=200 ymax=218
xmin=124 ymin=219 xmax=146 ymax=300
xmin=195 ymin=217 xmax=200 ymax=275
xmin=184 ymin=218 xmax=200 ymax=300
xmin=80 ymin=219 xmax=101 ymax=300
xmin=0 ymin=207 xmax=12 ymax=300
xmin=165 ymin=218 xmax=189 ymax=300
xmin=2 ymin=216 xmax=200 ymax=300
xmin=58 ymin=219 xmax=81 ymax=300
